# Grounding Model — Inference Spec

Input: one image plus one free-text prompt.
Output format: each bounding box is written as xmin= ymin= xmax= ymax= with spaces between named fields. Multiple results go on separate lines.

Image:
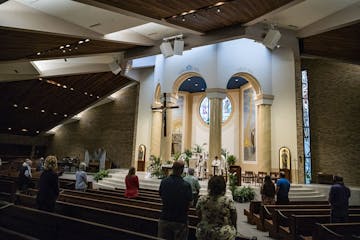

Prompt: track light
xmin=160 ymin=41 xmax=174 ymax=58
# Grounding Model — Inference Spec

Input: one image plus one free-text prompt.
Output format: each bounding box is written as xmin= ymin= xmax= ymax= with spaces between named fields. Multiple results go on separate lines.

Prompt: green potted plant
xmin=93 ymin=169 xmax=110 ymax=182
xmin=227 ymin=154 xmax=236 ymax=166
xmin=233 ymin=186 xmax=255 ymax=203
xmin=148 ymin=155 xmax=165 ymax=179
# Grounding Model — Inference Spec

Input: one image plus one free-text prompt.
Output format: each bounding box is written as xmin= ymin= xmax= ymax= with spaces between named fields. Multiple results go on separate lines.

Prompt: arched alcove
xmin=228 ymin=72 xmax=262 ymax=95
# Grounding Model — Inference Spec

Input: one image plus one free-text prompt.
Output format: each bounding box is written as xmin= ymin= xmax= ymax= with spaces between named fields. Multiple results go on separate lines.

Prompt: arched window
xmin=199 ymin=96 xmax=232 ymax=124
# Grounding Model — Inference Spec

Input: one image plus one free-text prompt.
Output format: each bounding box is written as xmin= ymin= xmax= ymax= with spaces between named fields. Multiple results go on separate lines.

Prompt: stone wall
xmin=47 ymin=83 xmax=139 ymax=169
xmin=302 ymin=59 xmax=360 ymax=186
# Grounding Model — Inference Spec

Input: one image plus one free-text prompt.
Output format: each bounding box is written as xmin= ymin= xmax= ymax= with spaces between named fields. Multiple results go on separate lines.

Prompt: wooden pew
xmin=291 ymin=214 xmax=360 ymax=240
xmin=313 ymin=222 xmax=360 ymax=240
xmin=87 ymin=189 xmax=162 ymax=203
xmin=15 ymin=193 xmax=197 ymax=240
xmin=62 ymin=189 xmax=197 ymax=215
xmin=0 ymin=204 xmax=163 ymax=240
xmin=0 ymin=226 xmax=40 ymax=240
xmin=57 ymin=193 xmax=200 ymax=226
xmin=244 ymin=200 xmax=329 ymax=227
xmin=257 ymin=203 xmax=330 ymax=231
xmin=244 ymin=200 xmax=262 ymax=224
xmin=0 ymin=179 xmax=16 ymax=202
xmin=273 ymin=208 xmax=360 ymax=239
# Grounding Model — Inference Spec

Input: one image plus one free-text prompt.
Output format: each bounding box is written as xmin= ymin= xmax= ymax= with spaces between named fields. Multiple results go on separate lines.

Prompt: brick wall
xmin=302 ymin=59 xmax=360 ymax=186
xmin=47 ymin=84 xmax=139 ymax=169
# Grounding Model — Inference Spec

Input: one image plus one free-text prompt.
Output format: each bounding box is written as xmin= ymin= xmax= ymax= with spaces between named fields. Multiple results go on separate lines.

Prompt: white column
xmin=207 ymin=89 xmax=226 ymax=175
xmin=255 ymin=94 xmax=274 ymax=173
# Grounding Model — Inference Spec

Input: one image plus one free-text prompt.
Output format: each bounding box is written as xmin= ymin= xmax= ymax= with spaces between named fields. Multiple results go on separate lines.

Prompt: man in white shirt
xmin=211 ymin=156 xmax=221 ymax=176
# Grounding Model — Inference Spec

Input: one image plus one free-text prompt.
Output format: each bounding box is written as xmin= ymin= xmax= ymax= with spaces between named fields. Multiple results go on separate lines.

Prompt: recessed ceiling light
xmin=37 ymin=52 xmax=41 ymax=55
xmin=41 ymin=109 xmax=45 ymax=113
xmin=78 ymin=40 xmax=84 ymax=44
xmin=64 ymin=114 xmax=68 ymax=117
xmin=60 ymin=46 xmax=64 ymax=49
xmin=53 ymin=112 xmax=58 ymax=115
xmin=13 ymin=104 xmax=18 ymax=108
xmin=90 ymin=94 xmax=93 ymax=97
xmin=195 ymin=83 xmax=199 ymax=87
xmin=21 ymin=128 xmax=28 ymax=132
xmin=24 ymin=106 xmax=29 ymax=110
xmin=85 ymin=39 xmax=90 ymax=42
xmin=57 ymin=83 xmax=61 ymax=87
xmin=187 ymin=78 xmax=191 ymax=81
xmin=84 ymin=92 xmax=88 ymax=95
xmin=62 ymin=50 xmax=66 ymax=53
xmin=70 ymin=88 xmax=74 ymax=91
xmin=235 ymin=79 xmax=239 ymax=82
xmin=8 ymin=127 xmax=11 ymax=130
xmin=66 ymin=44 xmax=70 ymax=48
xmin=38 ymin=77 xmax=43 ymax=81
xmin=201 ymin=88 xmax=205 ymax=91
xmin=36 ymin=130 xmax=40 ymax=134
xmin=97 ymin=96 xmax=100 ymax=99
xmin=63 ymin=85 xmax=67 ymax=89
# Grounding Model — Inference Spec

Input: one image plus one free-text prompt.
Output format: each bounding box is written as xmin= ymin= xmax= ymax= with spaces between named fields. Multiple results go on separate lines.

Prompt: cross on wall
xmin=151 ymin=93 xmax=179 ymax=137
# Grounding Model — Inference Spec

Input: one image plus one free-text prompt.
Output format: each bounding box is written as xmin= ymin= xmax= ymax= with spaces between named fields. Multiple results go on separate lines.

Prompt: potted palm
xmin=227 ymin=154 xmax=236 ymax=167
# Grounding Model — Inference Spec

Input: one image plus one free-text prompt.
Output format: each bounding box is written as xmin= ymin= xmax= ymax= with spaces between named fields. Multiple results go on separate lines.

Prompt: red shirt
xmin=125 ymin=175 xmax=139 ymax=198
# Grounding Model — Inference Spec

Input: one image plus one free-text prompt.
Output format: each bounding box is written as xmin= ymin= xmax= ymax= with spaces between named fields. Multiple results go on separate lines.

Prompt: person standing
xmin=183 ymin=168 xmax=201 ymax=205
xmin=18 ymin=159 xmax=33 ymax=191
xmin=328 ymin=175 xmax=351 ymax=223
xmin=196 ymin=176 xmax=237 ymax=240
xmin=261 ymin=175 xmax=276 ymax=204
xmin=124 ymin=167 xmax=139 ymax=198
xmin=211 ymin=156 xmax=221 ymax=176
xmin=276 ymin=171 xmax=290 ymax=204
xmin=158 ymin=161 xmax=193 ymax=240
xmin=75 ymin=162 xmax=88 ymax=192
xmin=36 ymin=156 xmax=60 ymax=212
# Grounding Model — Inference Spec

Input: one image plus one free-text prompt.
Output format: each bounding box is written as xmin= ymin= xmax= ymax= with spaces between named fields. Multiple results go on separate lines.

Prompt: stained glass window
xmin=199 ymin=96 xmax=232 ymax=124
xmin=302 ymin=70 xmax=312 ymax=184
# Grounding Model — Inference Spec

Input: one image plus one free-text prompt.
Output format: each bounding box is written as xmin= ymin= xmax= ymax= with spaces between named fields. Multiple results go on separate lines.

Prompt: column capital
xmin=255 ymin=94 xmax=274 ymax=106
xmin=206 ymin=88 xmax=227 ymax=99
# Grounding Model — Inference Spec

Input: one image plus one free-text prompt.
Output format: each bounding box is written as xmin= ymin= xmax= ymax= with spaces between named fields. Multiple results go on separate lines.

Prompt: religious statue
xmin=196 ymin=155 xmax=206 ymax=180
xmin=281 ymin=149 xmax=288 ymax=169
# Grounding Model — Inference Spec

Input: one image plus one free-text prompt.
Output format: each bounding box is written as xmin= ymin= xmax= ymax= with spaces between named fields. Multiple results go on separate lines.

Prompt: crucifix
xmin=151 ymin=93 xmax=179 ymax=137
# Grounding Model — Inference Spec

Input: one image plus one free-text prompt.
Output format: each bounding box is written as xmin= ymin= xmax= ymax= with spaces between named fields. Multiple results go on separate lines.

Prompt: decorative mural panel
xmin=302 ymin=70 xmax=312 ymax=184
xmin=172 ymin=96 xmax=184 ymax=155
xmin=243 ymin=88 xmax=256 ymax=162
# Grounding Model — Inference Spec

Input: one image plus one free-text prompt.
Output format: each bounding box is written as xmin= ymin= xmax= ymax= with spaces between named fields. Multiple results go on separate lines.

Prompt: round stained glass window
xmin=199 ymin=96 xmax=232 ymax=124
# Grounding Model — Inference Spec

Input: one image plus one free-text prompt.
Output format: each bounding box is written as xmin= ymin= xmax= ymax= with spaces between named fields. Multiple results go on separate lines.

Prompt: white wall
xmin=133 ymin=68 xmax=156 ymax=166
xmin=271 ymin=48 xmax=298 ymax=170
xmin=134 ymin=38 xmax=297 ymax=170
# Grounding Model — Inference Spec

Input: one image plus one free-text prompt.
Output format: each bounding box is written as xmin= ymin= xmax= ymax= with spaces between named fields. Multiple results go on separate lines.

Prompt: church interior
xmin=0 ymin=0 xmax=359 ymax=239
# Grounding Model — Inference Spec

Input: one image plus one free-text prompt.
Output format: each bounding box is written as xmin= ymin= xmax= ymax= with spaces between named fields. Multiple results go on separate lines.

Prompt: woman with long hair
xmin=124 ymin=166 xmax=139 ymax=198
xmin=261 ymin=175 xmax=275 ymax=205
